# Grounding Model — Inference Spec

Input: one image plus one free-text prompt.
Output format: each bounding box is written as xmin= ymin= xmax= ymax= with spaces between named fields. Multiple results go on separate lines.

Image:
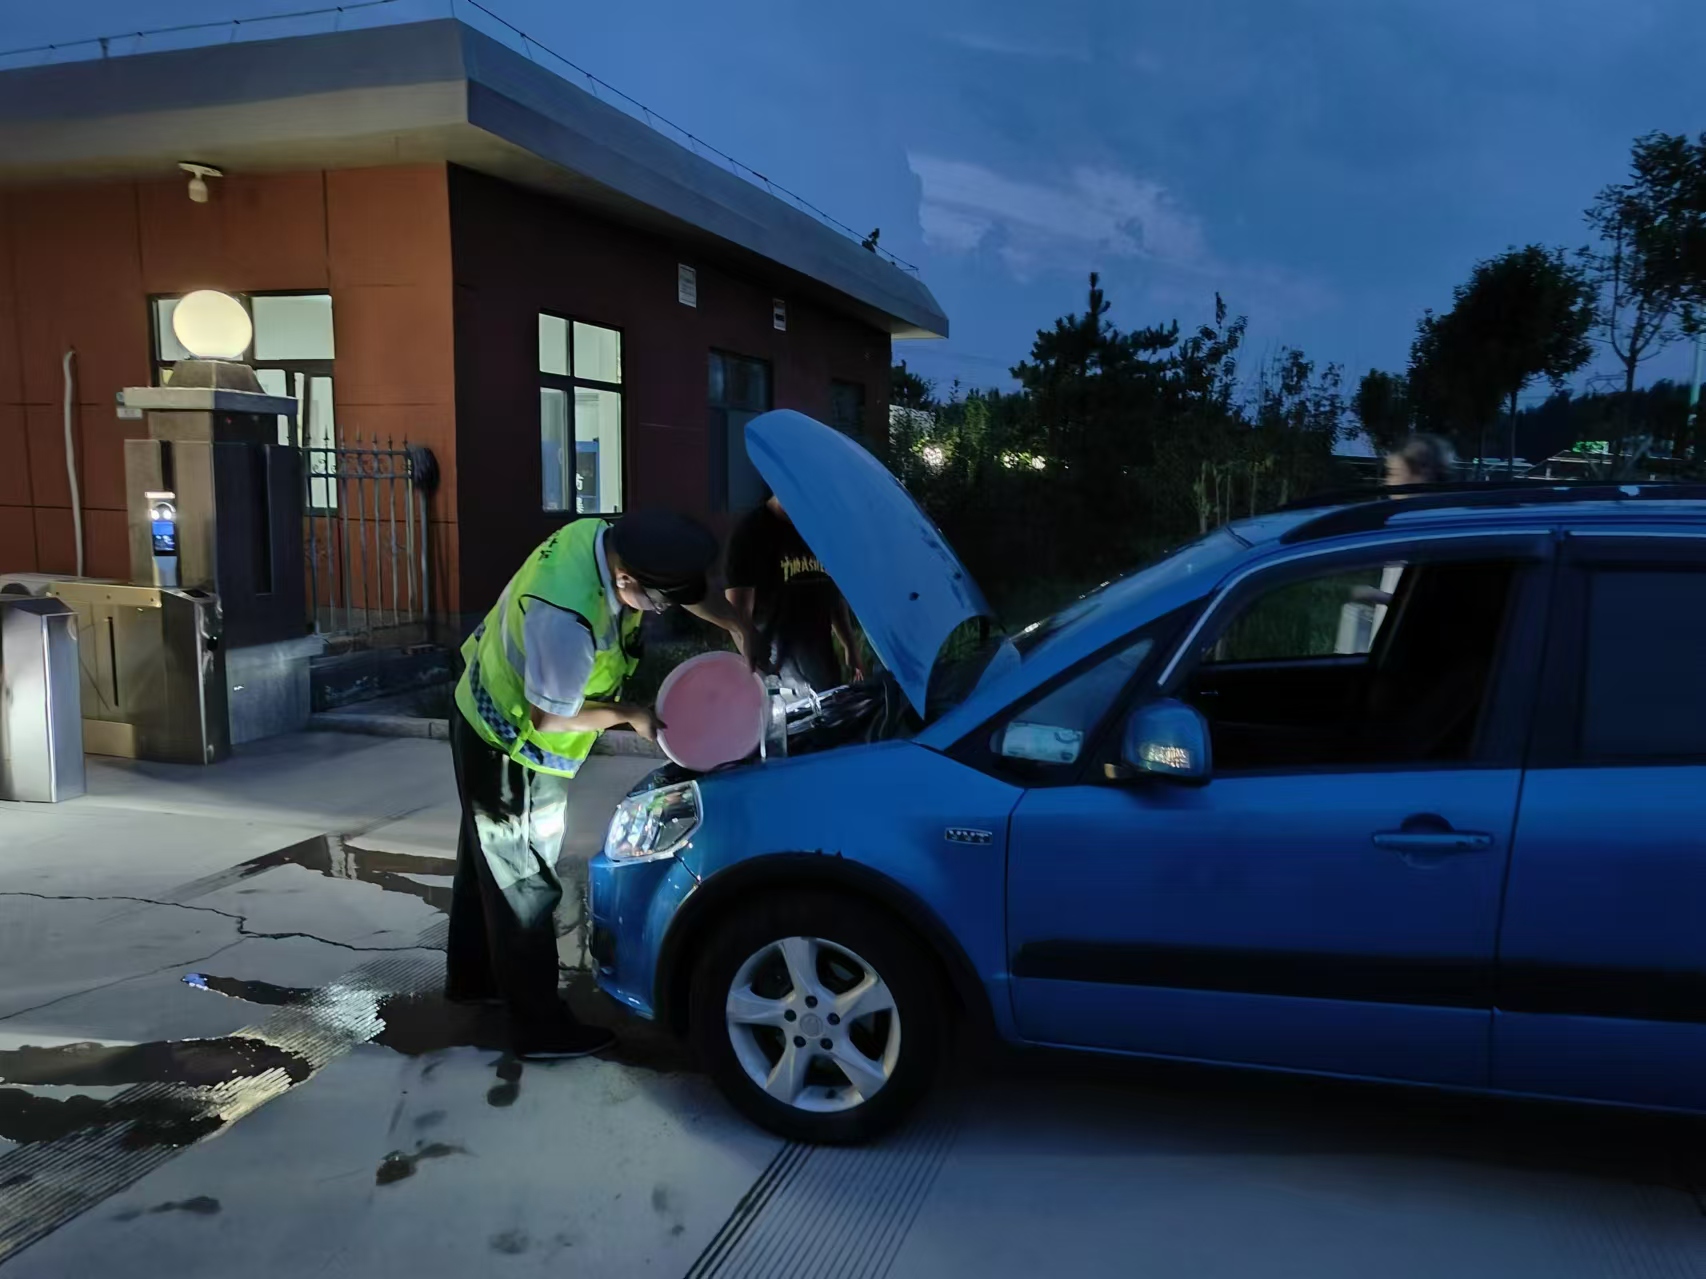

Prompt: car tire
xmin=688 ymin=890 xmax=946 ymax=1144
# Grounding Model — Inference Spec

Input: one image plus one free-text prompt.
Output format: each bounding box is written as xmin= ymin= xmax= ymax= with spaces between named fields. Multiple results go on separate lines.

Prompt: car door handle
xmin=1373 ymin=830 xmax=1493 ymax=853
xmin=1372 ymin=813 xmax=1494 ymax=858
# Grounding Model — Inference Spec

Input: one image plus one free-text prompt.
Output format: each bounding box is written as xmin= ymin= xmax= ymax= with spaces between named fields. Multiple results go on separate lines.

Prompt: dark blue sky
xmin=13 ymin=0 xmax=1706 ymax=399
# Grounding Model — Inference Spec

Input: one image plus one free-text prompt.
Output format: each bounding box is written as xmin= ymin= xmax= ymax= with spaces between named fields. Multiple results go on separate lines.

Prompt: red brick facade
xmin=0 ymin=162 xmax=891 ymax=623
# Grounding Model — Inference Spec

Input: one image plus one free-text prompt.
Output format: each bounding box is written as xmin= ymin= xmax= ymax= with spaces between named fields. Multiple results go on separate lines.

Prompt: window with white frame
xmin=539 ymin=314 xmax=624 ymax=515
xmin=150 ymin=291 xmax=338 ymax=509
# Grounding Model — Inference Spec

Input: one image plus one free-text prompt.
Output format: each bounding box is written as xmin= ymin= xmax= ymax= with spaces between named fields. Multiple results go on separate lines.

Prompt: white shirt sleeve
xmin=521 ymin=601 xmax=597 ymax=717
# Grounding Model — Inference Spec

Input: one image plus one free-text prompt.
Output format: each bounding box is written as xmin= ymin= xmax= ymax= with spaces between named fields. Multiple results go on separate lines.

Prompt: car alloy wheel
xmin=690 ymin=891 xmax=945 ymax=1142
xmin=724 ymin=935 xmax=900 ymax=1113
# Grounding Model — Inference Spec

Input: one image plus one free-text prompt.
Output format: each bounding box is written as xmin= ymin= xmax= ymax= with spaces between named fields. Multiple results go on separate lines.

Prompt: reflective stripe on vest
xmin=453 ymin=520 xmax=641 ymax=777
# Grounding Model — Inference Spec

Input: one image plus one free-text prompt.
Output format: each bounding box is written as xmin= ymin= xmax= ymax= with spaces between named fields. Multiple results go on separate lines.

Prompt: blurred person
xmin=1339 ymin=434 xmax=1459 ymax=649
xmin=725 ymin=490 xmax=865 ymax=696
xmin=447 ymin=510 xmax=755 ymax=1060
xmin=1385 ymin=432 xmax=1457 ymax=487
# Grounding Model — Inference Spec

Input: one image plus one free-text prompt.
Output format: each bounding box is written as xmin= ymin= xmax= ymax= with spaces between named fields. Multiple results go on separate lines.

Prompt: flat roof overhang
xmin=0 ymin=18 xmax=947 ymax=339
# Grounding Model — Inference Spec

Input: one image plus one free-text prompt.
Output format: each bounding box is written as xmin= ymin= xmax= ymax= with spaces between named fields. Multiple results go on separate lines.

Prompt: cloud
xmin=908 ymin=154 xmax=1208 ymax=277
xmin=907 ymin=153 xmax=1334 ymax=319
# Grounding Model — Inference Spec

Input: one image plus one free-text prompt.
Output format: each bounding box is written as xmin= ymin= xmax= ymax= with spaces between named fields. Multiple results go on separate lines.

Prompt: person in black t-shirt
xmin=725 ymin=493 xmax=865 ymax=695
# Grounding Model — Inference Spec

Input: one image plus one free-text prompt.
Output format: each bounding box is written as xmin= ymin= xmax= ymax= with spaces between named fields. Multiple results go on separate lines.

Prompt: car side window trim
xmin=1145 ymin=531 xmax=1555 ymax=777
xmin=1156 ymin=529 xmax=1554 ymax=689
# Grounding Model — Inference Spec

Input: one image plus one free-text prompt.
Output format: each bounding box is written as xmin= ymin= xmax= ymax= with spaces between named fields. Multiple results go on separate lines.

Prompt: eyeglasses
xmin=618 ymin=572 xmax=674 ymax=613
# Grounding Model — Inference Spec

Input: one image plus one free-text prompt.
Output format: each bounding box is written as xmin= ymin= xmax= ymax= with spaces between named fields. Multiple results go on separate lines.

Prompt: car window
xmin=1580 ymin=568 xmax=1706 ymax=762
xmin=995 ymin=637 xmax=1155 ymax=767
xmin=1181 ymin=556 xmax=1519 ymax=772
xmin=1208 ymin=567 xmax=1390 ymax=662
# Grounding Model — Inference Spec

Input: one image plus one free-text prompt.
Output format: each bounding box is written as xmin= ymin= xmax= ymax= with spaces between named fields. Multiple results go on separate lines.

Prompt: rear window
xmin=1581 ymin=569 xmax=1706 ymax=761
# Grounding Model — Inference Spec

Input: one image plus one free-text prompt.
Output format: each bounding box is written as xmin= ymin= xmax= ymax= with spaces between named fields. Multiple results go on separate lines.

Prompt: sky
xmin=9 ymin=0 xmax=1706 ymax=401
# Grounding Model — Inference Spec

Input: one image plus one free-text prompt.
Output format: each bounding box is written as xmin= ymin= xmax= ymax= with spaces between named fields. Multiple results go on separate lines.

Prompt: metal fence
xmin=300 ymin=433 xmax=434 ymax=640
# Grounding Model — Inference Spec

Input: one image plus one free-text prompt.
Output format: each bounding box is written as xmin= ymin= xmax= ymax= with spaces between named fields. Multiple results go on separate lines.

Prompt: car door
xmin=1005 ymin=533 xmax=1552 ymax=1088
xmin=1493 ymin=532 xmax=1706 ymax=1110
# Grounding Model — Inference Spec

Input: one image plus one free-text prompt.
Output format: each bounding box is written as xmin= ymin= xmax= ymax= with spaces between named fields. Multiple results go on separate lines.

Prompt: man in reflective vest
xmin=448 ymin=510 xmax=753 ymax=1059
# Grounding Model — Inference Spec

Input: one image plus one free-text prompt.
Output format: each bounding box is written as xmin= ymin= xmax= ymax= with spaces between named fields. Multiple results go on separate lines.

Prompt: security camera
xmin=178 ymin=162 xmax=223 ymax=204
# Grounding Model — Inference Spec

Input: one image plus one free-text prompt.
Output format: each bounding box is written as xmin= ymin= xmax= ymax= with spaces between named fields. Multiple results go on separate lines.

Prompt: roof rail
xmin=1278 ymin=481 xmax=1706 ymax=545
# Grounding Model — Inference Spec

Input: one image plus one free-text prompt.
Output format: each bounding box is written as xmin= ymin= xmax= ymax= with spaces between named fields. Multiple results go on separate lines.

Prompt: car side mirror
xmin=1108 ymin=699 xmax=1212 ymax=786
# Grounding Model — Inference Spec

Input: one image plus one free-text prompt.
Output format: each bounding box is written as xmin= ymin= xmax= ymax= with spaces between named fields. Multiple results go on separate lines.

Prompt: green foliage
xmin=1353 ymin=370 xmax=1413 ymax=457
xmin=1514 ymin=380 xmax=1701 ymax=470
xmin=1583 ymin=131 xmax=1706 ymax=399
xmin=1215 ymin=570 xmax=1381 ymax=663
xmin=1408 ymin=245 xmax=1596 ymax=466
xmin=889 ymin=360 xmax=935 ymax=413
xmin=892 ymin=275 xmax=1352 ymax=623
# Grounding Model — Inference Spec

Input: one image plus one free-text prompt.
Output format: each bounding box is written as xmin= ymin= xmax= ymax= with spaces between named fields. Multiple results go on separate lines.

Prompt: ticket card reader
xmin=146 ymin=491 xmax=179 ymax=589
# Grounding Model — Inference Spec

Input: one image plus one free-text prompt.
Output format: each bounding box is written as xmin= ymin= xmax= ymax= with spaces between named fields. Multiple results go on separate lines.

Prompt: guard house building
xmin=0 ymin=16 xmax=948 ymax=633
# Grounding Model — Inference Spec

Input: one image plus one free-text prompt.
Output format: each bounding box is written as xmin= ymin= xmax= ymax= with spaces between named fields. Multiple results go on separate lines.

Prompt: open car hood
xmin=745 ymin=410 xmax=992 ymax=716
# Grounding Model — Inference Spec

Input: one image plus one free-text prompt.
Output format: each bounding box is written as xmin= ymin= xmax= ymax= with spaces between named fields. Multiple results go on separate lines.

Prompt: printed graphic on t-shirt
xmin=780 ymin=554 xmax=828 ymax=583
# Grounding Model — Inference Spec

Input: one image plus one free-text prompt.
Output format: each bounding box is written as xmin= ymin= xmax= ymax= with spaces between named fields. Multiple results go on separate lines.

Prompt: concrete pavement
xmin=3 ymin=731 xmax=1705 ymax=1276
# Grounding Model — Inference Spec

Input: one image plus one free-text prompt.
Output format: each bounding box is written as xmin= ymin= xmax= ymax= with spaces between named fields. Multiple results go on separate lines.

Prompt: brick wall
xmin=0 ymin=166 xmax=459 ymax=615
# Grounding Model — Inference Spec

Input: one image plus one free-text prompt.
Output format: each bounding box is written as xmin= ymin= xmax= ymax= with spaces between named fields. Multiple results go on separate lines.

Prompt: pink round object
xmin=654 ymin=651 xmax=768 ymax=771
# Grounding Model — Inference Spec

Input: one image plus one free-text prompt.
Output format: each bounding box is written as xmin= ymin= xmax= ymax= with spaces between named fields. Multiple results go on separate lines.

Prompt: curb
xmin=306 ymin=713 xmax=663 ymax=758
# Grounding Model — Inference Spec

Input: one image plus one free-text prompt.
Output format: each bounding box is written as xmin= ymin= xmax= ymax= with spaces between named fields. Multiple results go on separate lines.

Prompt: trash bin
xmin=0 ymin=595 xmax=86 ymax=802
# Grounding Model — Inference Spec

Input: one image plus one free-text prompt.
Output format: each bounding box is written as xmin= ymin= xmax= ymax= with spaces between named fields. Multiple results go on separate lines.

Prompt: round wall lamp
xmin=171 ymin=290 xmax=252 ymax=361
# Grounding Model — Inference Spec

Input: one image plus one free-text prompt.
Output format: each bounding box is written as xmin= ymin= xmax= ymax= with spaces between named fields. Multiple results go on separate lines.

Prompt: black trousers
xmin=772 ymin=632 xmax=842 ymax=696
xmin=446 ymin=712 xmax=577 ymax=1028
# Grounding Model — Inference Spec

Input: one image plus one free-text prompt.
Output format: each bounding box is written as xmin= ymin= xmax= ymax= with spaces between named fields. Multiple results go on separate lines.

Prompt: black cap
xmin=608 ymin=509 xmax=719 ymax=605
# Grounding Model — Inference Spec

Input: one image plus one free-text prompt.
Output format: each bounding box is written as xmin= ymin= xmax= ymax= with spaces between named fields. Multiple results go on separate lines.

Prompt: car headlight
xmin=603 ymin=781 xmax=701 ymax=863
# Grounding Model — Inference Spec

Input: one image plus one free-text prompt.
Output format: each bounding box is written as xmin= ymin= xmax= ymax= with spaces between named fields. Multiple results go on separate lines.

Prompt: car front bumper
xmin=586 ymin=851 xmax=699 ymax=1020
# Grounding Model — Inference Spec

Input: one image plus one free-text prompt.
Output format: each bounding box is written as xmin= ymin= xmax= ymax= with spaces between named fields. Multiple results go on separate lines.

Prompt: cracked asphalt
xmin=3 ymin=731 xmax=1706 ymax=1277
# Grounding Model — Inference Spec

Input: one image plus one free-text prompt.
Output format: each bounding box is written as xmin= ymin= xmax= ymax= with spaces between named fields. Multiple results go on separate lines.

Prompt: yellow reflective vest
xmin=454 ymin=519 xmax=641 ymax=777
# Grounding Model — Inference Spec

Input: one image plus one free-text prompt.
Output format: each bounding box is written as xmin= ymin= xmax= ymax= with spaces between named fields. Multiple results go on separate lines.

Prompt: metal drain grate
xmin=0 ymin=939 xmax=447 ymax=1262
xmin=684 ymin=1107 xmax=959 ymax=1279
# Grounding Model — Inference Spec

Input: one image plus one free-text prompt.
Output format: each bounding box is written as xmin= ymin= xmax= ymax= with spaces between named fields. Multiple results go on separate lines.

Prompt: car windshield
xmin=1008 ymin=526 xmax=1248 ymax=660
xmin=924 ymin=527 xmax=1247 ymax=719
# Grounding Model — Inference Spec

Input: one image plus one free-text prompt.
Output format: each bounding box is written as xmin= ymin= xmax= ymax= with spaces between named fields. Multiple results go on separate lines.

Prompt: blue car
xmin=591 ymin=410 xmax=1706 ymax=1143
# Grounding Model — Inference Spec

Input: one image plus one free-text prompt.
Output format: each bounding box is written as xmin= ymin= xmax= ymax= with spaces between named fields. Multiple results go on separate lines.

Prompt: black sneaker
xmin=513 ymin=1021 xmax=616 ymax=1061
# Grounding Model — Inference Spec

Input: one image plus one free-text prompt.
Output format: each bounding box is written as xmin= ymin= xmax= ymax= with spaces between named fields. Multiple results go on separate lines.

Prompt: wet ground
xmin=3 ymin=732 xmax=1705 ymax=1276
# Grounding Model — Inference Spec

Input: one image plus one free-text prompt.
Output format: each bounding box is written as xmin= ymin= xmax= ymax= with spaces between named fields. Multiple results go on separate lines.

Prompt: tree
xmin=1409 ymin=245 xmax=1595 ymax=476
xmin=888 ymin=277 xmax=1354 ymax=619
xmin=1408 ymin=305 xmax=1502 ymax=469
xmin=1247 ymin=347 xmax=1346 ymax=508
xmin=889 ymin=360 xmax=936 ymax=412
xmin=1010 ymin=272 xmax=1183 ymax=558
xmin=1583 ymin=132 xmax=1706 ymax=450
xmin=1352 ymin=370 xmax=1413 ymax=457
